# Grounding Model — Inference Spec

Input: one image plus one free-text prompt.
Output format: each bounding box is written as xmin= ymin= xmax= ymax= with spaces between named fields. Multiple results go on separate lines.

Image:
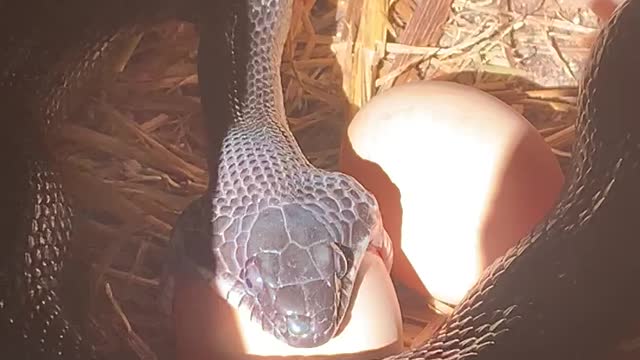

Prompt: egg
xmin=581 ymin=0 xmax=626 ymax=20
xmin=172 ymin=251 xmax=403 ymax=359
xmin=340 ymin=80 xmax=564 ymax=306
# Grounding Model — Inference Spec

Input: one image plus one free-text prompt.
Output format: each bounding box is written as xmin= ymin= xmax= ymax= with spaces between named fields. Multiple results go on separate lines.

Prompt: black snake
xmin=1 ymin=0 xmax=640 ymax=359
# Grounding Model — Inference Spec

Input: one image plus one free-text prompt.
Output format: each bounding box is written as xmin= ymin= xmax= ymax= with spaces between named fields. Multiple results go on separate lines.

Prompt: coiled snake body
xmin=1 ymin=0 xmax=640 ymax=359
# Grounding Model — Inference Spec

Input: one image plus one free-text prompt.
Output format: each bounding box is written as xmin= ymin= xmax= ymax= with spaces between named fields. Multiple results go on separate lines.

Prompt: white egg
xmin=341 ymin=80 xmax=564 ymax=306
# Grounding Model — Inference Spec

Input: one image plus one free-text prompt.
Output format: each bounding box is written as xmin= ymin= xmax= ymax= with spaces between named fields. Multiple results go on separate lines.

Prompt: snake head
xmin=234 ymin=173 xmax=392 ymax=348
xmin=239 ymin=243 xmax=347 ymax=348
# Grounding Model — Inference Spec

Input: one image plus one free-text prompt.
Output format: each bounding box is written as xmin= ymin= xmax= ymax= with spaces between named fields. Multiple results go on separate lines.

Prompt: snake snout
xmin=274 ymin=307 xmax=336 ymax=348
xmin=281 ymin=314 xmax=322 ymax=347
xmin=286 ymin=314 xmax=313 ymax=335
xmin=269 ymin=279 xmax=339 ymax=347
xmin=241 ymin=248 xmax=339 ymax=347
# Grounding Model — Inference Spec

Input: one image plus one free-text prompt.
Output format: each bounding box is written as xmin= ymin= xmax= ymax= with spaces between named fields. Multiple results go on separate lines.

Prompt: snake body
xmin=1 ymin=0 xmax=640 ymax=359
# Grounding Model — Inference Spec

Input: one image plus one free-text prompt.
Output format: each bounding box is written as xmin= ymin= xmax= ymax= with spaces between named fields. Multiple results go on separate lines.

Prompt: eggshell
xmin=340 ymin=80 xmax=564 ymax=305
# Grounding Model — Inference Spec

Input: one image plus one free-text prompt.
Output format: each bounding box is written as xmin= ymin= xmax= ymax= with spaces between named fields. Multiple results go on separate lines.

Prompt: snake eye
xmin=243 ymin=257 xmax=265 ymax=294
xmin=332 ymin=242 xmax=352 ymax=279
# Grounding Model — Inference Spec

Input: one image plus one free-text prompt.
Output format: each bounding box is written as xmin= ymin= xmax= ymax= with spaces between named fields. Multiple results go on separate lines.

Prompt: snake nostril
xmin=286 ymin=314 xmax=313 ymax=336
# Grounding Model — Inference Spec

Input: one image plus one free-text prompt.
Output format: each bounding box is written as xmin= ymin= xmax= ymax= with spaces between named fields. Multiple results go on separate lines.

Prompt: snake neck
xmin=199 ymin=0 xmax=293 ymax=130
xmin=553 ymin=0 xmax=640 ymax=230
xmin=198 ymin=0 xmax=308 ymax=186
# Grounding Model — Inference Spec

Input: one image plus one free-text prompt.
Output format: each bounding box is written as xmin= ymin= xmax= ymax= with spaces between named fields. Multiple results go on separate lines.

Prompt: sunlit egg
xmin=570 ymin=0 xmax=626 ymax=48
xmin=580 ymin=0 xmax=626 ymax=20
xmin=173 ymin=252 xmax=402 ymax=359
xmin=341 ymin=80 xmax=564 ymax=306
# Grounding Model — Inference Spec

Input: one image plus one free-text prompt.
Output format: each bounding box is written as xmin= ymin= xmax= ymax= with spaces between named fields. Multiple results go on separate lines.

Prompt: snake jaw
xmin=241 ymin=264 xmax=340 ymax=348
xmin=367 ymin=210 xmax=394 ymax=271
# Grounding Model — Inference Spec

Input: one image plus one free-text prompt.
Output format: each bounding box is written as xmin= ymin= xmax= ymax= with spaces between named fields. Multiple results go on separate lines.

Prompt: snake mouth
xmin=238 ymin=270 xmax=341 ymax=348
xmin=249 ymin=277 xmax=341 ymax=348
xmin=270 ymin=308 xmax=337 ymax=348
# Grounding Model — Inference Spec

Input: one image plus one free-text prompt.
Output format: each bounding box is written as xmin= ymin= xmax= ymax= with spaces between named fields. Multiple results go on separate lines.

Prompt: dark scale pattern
xmin=0 ymin=1 xmax=179 ymax=359
xmin=4 ymin=0 xmax=640 ymax=358
xmin=23 ymin=167 xmax=71 ymax=294
xmin=1 ymin=161 xmax=99 ymax=359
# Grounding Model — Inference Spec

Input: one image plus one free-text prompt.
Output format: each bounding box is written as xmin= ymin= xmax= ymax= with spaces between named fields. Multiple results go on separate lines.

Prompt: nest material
xmin=53 ymin=0 xmax=635 ymax=358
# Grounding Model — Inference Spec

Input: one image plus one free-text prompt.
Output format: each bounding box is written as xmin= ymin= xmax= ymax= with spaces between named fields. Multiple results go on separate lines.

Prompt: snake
xmin=1 ymin=0 xmax=640 ymax=358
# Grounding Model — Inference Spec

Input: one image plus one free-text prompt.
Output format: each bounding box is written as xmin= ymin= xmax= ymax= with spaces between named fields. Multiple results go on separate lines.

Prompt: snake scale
xmin=1 ymin=0 xmax=640 ymax=358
